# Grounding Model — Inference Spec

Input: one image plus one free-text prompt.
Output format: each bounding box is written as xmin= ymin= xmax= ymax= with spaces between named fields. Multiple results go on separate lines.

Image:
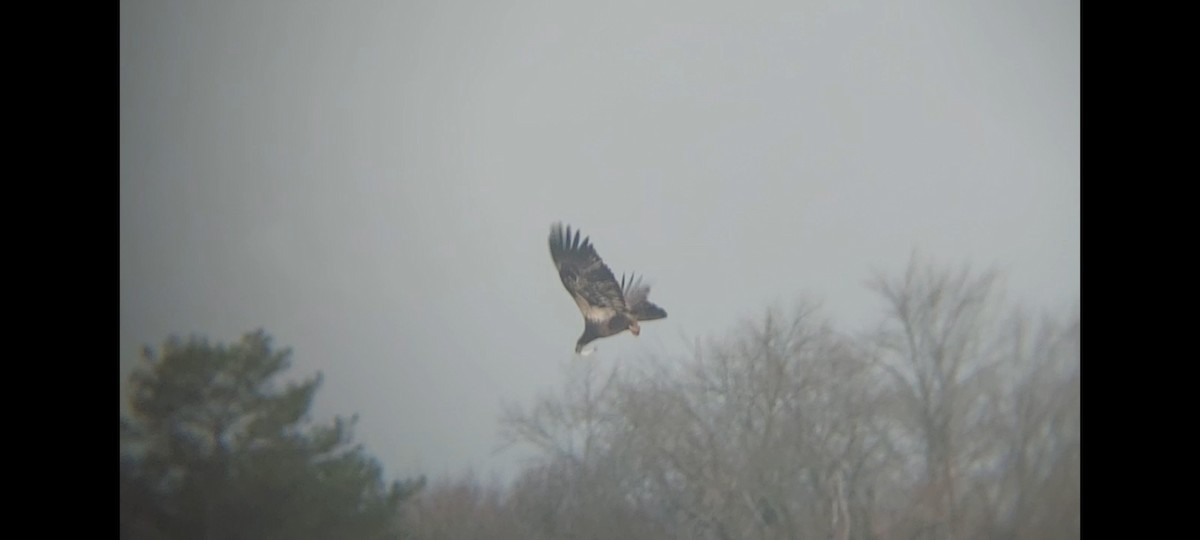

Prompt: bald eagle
xmin=549 ymin=223 xmax=667 ymax=353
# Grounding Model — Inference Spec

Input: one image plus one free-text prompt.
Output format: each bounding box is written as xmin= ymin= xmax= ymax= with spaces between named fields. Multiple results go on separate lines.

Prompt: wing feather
xmin=549 ymin=223 xmax=627 ymax=321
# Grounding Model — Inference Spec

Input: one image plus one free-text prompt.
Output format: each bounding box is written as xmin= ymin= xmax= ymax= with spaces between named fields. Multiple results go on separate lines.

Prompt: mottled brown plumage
xmin=549 ymin=223 xmax=667 ymax=353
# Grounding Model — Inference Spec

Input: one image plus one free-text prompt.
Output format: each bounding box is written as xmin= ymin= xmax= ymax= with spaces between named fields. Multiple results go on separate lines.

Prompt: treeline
xmin=120 ymin=256 xmax=1079 ymax=539
xmin=409 ymin=257 xmax=1079 ymax=540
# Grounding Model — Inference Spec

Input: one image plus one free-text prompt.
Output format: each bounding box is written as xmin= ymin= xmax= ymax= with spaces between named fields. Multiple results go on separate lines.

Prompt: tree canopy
xmin=121 ymin=256 xmax=1078 ymax=539
xmin=119 ymin=330 xmax=423 ymax=540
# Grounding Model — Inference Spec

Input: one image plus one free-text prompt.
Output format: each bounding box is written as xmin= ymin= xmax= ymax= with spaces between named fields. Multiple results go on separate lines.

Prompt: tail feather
xmin=631 ymin=301 xmax=667 ymax=321
xmin=621 ymin=272 xmax=667 ymax=321
xmin=620 ymin=272 xmax=649 ymax=305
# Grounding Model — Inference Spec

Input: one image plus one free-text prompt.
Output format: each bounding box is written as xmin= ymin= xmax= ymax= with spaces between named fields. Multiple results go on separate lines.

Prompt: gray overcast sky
xmin=120 ymin=0 xmax=1079 ymax=482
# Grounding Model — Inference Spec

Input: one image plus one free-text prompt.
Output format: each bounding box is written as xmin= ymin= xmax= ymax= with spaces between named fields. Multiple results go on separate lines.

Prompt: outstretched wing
xmin=621 ymin=272 xmax=667 ymax=321
xmin=549 ymin=223 xmax=627 ymax=322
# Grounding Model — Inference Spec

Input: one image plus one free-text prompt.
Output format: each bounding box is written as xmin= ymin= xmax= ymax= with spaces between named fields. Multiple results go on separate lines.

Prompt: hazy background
xmin=120 ymin=0 xmax=1079 ymax=484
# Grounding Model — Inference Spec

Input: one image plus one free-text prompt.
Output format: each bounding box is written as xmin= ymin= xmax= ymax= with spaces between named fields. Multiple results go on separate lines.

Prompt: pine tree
xmin=120 ymin=329 xmax=423 ymax=540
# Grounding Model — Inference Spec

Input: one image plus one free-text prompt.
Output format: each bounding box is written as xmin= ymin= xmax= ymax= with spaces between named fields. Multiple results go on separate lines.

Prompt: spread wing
xmin=621 ymin=272 xmax=667 ymax=321
xmin=549 ymin=223 xmax=627 ymax=322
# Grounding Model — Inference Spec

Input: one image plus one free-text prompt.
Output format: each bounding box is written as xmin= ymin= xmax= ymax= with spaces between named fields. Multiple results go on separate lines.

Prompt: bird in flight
xmin=548 ymin=222 xmax=667 ymax=354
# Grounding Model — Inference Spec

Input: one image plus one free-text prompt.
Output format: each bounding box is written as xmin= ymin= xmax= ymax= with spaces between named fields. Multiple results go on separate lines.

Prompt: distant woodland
xmin=121 ymin=256 xmax=1079 ymax=540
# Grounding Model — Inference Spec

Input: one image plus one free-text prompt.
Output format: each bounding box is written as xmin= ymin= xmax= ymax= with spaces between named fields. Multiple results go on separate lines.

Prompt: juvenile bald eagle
xmin=549 ymin=223 xmax=668 ymax=353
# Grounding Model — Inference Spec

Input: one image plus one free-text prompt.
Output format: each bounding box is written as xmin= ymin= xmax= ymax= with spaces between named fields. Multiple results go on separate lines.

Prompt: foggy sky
xmin=120 ymin=0 xmax=1079 ymax=483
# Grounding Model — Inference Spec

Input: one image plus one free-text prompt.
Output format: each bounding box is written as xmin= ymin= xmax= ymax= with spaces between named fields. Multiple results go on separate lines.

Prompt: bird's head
xmin=576 ymin=326 xmax=599 ymax=354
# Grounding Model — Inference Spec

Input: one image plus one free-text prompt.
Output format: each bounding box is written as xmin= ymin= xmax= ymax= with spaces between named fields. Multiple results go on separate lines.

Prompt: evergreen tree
xmin=120 ymin=329 xmax=423 ymax=540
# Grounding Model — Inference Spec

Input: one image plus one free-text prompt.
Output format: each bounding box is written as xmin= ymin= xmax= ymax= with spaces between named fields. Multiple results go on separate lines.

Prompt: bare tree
xmin=603 ymin=302 xmax=887 ymax=540
xmin=498 ymin=359 xmax=666 ymax=540
xmin=865 ymin=255 xmax=1079 ymax=540
xmin=449 ymin=255 xmax=1080 ymax=540
xmin=867 ymin=255 xmax=1007 ymax=539
xmin=404 ymin=472 xmax=523 ymax=540
xmin=978 ymin=308 xmax=1080 ymax=539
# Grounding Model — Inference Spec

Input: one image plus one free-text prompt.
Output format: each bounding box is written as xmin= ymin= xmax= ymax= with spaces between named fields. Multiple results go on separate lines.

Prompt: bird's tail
xmin=631 ymin=301 xmax=667 ymax=321
xmin=621 ymin=272 xmax=667 ymax=321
